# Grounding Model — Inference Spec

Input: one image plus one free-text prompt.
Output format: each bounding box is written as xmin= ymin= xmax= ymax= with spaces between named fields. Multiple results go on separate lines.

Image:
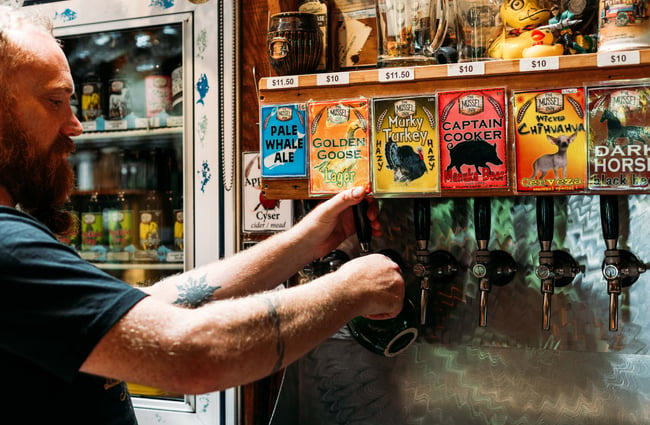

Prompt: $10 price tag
xmin=267 ymin=76 xmax=299 ymax=89
xmin=378 ymin=67 xmax=415 ymax=82
xmin=447 ymin=62 xmax=486 ymax=77
xmin=317 ymin=72 xmax=350 ymax=86
xmin=597 ymin=50 xmax=640 ymax=67
xmin=519 ymin=56 xmax=559 ymax=72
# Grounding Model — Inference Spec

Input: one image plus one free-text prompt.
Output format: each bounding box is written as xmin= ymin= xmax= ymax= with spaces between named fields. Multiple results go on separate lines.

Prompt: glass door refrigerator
xmin=21 ymin=1 xmax=239 ymax=424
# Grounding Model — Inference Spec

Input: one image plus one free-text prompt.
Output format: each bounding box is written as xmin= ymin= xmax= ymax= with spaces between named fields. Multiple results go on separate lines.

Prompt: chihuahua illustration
xmin=531 ymin=133 xmax=577 ymax=179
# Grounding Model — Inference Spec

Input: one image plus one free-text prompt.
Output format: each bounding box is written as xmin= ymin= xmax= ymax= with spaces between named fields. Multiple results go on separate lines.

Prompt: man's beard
xmin=0 ymin=102 xmax=76 ymax=235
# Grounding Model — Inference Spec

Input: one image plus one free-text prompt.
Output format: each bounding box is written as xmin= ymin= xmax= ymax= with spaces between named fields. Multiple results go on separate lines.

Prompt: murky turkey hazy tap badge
xmin=437 ymin=88 xmax=508 ymax=190
xmin=587 ymin=84 xmax=650 ymax=191
xmin=514 ymin=88 xmax=587 ymax=193
xmin=372 ymin=96 xmax=439 ymax=196
xmin=308 ymin=98 xmax=370 ymax=196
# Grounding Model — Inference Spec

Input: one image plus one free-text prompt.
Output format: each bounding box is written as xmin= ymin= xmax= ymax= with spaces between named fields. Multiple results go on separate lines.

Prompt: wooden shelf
xmin=259 ymin=50 xmax=650 ymax=200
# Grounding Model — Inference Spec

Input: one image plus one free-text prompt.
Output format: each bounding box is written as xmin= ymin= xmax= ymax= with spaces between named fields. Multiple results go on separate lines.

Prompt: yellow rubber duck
xmin=486 ymin=0 xmax=564 ymax=59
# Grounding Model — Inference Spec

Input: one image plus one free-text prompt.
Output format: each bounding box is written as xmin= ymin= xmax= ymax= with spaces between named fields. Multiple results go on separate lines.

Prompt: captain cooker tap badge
xmin=514 ymin=88 xmax=587 ymax=193
xmin=437 ymin=88 xmax=508 ymax=190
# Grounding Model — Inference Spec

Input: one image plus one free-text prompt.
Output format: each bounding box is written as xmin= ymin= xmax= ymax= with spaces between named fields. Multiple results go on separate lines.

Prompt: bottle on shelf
xmin=107 ymin=56 xmax=133 ymax=121
xmin=106 ymin=191 xmax=134 ymax=262
xmin=173 ymin=191 xmax=184 ymax=253
xmin=80 ymin=191 xmax=106 ymax=262
xmin=138 ymin=189 xmax=163 ymax=256
xmin=57 ymin=197 xmax=80 ymax=250
xmin=170 ymin=61 xmax=183 ymax=116
xmin=80 ymin=71 xmax=103 ymax=122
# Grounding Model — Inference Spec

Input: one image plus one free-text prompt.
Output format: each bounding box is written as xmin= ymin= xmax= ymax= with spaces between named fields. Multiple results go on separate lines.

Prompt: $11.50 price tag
xmin=267 ymin=76 xmax=299 ymax=89
xmin=597 ymin=50 xmax=640 ymax=67
xmin=519 ymin=56 xmax=559 ymax=72
xmin=447 ymin=62 xmax=486 ymax=77
xmin=378 ymin=67 xmax=415 ymax=82
xmin=317 ymin=72 xmax=350 ymax=86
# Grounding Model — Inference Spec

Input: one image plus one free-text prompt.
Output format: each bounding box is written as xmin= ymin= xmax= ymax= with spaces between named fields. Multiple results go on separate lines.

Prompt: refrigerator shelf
xmin=74 ymin=126 xmax=182 ymax=144
xmin=92 ymin=262 xmax=184 ymax=271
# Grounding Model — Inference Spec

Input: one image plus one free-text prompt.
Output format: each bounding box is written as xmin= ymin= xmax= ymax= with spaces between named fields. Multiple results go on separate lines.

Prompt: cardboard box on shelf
xmin=332 ymin=0 xmax=377 ymax=69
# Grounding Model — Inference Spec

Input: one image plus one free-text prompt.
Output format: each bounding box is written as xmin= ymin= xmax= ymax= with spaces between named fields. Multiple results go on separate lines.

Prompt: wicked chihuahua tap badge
xmin=438 ymin=88 xmax=508 ymax=190
xmin=372 ymin=96 xmax=439 ymax=196
xmin=308 ymin=99 xmax=370 ymax=195
xmin=587 ymin=84 xmax=650 ymax=190
xmin=514 ymin=88 xmax=587 ymax=193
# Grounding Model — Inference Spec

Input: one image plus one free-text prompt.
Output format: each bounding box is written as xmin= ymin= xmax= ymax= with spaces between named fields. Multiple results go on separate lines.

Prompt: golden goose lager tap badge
xmin=372 ymin=96 xmax=439 ymax=196
xmin=587 ymin=84 xmax=650 ymax=190
xmin=514 ymin=88 xmax=587 ymax=193
xmin=308 ymin=99 xmax=371 ymax=195
xmin=438 ymin=88 xmax=508 ymax=190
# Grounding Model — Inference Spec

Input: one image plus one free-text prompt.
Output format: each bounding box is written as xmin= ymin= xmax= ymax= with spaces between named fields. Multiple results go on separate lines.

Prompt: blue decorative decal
xmin=196 ymin=29 xmax=208 ymax=61
xmin=53 ymin=8 xmax=77 ymax=22
xmin=198 ymin=395 xmax=211 ymax=412
xmin=197 ymin=114 xmax=208 ymax=145
xmin=198 ymin=160 xmax=212 ymax=193
xmin=196 ymin=73 xmax=209 ymax=105
xmin=149 ymin=0 xmax=175 ymax=8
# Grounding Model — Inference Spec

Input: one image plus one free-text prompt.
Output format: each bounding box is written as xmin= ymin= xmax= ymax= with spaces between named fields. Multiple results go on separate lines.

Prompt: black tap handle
xmin=414 ymin=198 xmax=431 ymax=243
xmin=474 ymin=197 xmax=491 ymax=242
xmin=353 ymin=199 xmax=372 ymax=251
xmin=536 ymin=196 xmax=554 ymax=245
xmin=600 ymin=195 xmax=619 ymax=242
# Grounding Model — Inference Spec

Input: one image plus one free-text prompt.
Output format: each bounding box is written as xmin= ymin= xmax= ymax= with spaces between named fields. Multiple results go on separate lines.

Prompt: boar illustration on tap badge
xmin=437 ymin=88 xmax=508 ymax=190
xmin=514 ymin=88 xmax=587 ymax=193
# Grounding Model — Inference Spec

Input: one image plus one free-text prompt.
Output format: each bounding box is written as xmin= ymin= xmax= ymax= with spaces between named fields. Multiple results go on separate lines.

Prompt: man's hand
xmin=293 ymin=187 xmax=381 ymax=260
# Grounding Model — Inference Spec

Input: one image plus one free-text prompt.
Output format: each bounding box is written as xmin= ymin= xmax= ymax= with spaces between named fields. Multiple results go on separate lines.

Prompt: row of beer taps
xmin=464 ymin=195 xmax=645 ymax=332
xmin=303 ymin=194 xmax=647 ymax=354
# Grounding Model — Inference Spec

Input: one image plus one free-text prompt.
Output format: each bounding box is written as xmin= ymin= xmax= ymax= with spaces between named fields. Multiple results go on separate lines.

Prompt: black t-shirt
xmin=0 ymin=207 xmax=149 ymax=424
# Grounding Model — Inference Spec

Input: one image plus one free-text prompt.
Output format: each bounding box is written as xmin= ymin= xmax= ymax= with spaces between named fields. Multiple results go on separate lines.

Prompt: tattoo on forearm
xmin=263 ymin=297 xmax=285 ymax=375
xmin=174 ymin=274 xmax=221 ymax=308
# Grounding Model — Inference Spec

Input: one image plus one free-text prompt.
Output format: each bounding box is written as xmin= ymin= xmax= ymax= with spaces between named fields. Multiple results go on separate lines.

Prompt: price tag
xmin=317 ymin=72 xmax=350 ymax=86
xmin=267 ymin=76 xmax=299 ymax=89
xmin=519 ymin=56 xmax=559 ymax=72
xmin=597 ymin=51 xmax=640 ymax=67
xmin=105 ymin=120 xmax=128 ymax=131
xmin=81 ymin=121 xmax=97 ymax=132
xmin=447 ymin=62 xmax=486 ymax=77
xmin=378 ymin=67 xmax=415 ymax=82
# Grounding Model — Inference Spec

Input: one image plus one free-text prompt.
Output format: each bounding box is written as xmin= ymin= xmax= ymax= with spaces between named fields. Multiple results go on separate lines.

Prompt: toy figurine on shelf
xmin=546 ymin=0 xmax=598 ymax=55
xmin=486 ymin=0 xmax=564 ymax=59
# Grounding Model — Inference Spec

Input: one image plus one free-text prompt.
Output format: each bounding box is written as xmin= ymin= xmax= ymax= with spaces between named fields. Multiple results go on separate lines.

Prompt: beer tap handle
xmin=474 ymin=197 xmax=491 ymax=249
xmin=600 ymin=195 xmax=619 ymax=248
xmin=600 ymin=195 xmax=621 ymax=331
xmin=473 ymin=197 xmax=491 ymax=327
xmin=536 ymin=196 xmax=554 ymax=251
xmin=353 ymin=199 xmax=372 ymax=254
xmin=414 ymin=198 xmax=431 ymax=325
xmin=536 ymin=196 xmax=555 ymax=330
xmin=414 ymin=198 xmax=431 ymax=247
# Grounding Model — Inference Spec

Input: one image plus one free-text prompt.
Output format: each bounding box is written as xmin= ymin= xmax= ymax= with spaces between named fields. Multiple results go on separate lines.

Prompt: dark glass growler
xmin=347 ymin=201 xmax=419 ymax=357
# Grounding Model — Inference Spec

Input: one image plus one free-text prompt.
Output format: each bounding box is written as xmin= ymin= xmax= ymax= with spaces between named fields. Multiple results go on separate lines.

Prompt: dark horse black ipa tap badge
xmin=372 ymin=96 xmax=440 ymax=196
xmin=587 ymin=84 xmax=650 ymax=191
xmin=437 ymin=88 xmax=508 ymax=191
xmin=514 ymin=88 xmax=587 ymax=193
